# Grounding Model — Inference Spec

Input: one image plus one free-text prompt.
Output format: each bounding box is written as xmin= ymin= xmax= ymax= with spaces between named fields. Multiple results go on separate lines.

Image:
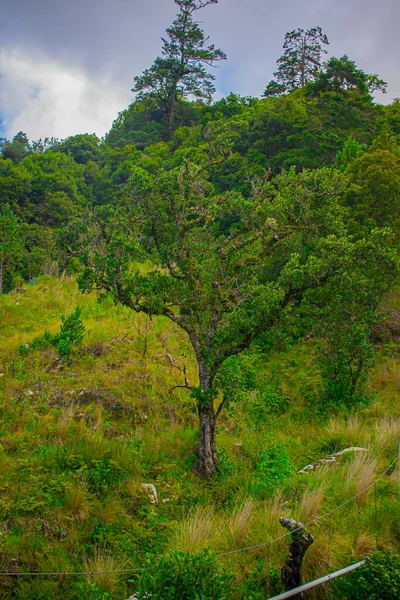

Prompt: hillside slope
xmin=0 ymin=277 xmax=399 ymax=599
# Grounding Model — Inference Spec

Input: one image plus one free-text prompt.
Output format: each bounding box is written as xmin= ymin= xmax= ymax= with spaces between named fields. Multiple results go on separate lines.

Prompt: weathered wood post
xmin=279 ymin=517 xmax=314 ymax=599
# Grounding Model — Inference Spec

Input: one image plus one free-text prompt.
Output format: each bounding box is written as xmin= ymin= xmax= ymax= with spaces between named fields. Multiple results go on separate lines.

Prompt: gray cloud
xmin=0 ymin=0 xmax=398 ymax=139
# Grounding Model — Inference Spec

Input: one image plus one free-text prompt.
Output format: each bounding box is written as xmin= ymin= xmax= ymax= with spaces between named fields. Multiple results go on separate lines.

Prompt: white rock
xmin=330 ymin=447 xmax=367 ymax=458
xmin=141 ymin=483 xmax=158 ymax=505
xmin=299 ymin=447 xmax=367 ymax=473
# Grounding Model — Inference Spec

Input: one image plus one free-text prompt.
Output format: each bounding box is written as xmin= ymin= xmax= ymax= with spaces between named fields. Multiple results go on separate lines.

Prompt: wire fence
xmin=0 ymin=455 xmax=398 ymax=579
xmin=218 ymin=454 xmax=399 ymax=558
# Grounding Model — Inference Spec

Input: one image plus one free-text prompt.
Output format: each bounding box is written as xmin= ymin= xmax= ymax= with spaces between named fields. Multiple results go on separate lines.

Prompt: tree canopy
xmin=77 ymin=139 xmax=398 ymax=475
xmin=0 ymin=204 xmax=24 ymax=294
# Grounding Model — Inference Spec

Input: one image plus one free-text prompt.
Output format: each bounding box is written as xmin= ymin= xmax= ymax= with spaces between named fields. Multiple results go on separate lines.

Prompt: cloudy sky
xmin=0 ymin=0 xmax=398 ymax=141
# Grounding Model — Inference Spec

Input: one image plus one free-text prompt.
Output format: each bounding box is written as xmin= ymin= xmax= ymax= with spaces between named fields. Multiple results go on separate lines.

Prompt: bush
xmin=135 ymin=549 xmax=234 ymax=600
xmin=256 ymin=441 xmax=293 ymax=490
xmin=72 ymin=581 xmax=112 ymax=600
xmin=248 ymin=377 xmax=291 ymax=423
xmin=73 ymin=581 xmax=112 ymax=600
xmin=18 ymin=307 xmax=85 ymax=361
xmin=335 ymin=551 xmax=400 ymax=599
xmin=240 ymin=563 xmax=283 ymax=599
xmin=316 ymin=319 xmax=375 ymax=409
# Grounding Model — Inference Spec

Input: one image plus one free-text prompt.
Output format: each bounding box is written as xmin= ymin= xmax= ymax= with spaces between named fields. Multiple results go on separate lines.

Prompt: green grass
xmin=0 ymin=276 xmax=399 ymax=599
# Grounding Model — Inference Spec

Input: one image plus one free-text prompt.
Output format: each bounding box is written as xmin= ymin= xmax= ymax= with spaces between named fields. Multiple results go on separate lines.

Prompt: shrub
xmin=316 ymin=320 xmax=375 ymax=409
xmin=72 ymin=581 xmax=112 ymax=600
xmin=335 ymin=550 xmax=400 ymax=599
xmin=216 ymin=448 xmax=235 ymax=477
xmin=248 ymin=377 xmax=291 ymax=423
xmin=18 ymin=307 xmax=85 ymax=361
xmin=240 ymin=563 xmax=283 ymax=600
xmin=135 ymin=549 xmax=234 ymax=600
xmin=256 ymin=441 xmax=293 ymax=490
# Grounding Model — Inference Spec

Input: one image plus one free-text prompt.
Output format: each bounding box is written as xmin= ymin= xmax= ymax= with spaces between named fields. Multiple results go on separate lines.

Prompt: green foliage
xmin=308 ymin=55 xmax=387 ymax=97
xmin=249 ymin=376 xmax=291 ymax=421
xmin=316 ymin=319 xmax=375 ymax=409
xmin=135 ymin=549 xmax=234 ymax=600
xmin=85 ymin=457 xmax=122 ymax=496
xmin=240 ymin=563 xmax=283 ymax=599
xmin=1 ymin=131 xmax=31 ymax=164
xmin=18 ymin=307 xmax=85 ymax=361
xmin=305 ymin=225 xmax=399 ymax=410
xmin=22 ymin=151 xmax=88 ymax=227
xmin=344 ymin=133 xmax=400 ymax=233
xmin=78 ymin=147 xmax=398 ymax=477
xmin=57 ymin=134 xmax=101 ymax=165
xmin=335 ymin=551 xmax=400 ymax=599
xmin=0 ymin=204 xmax=24 ymax=293
xmin=256 ymin=441 xmax=293 ymax=490
xmin=215 ymin=352 xmax=258 ymax=407
xmin=72 ymin=581 xmax=112 ymax=600
xmin=0 ymin=157 xmax=32 ymax=220
xmin=14 ymin=579 xmax=60 ymax=600
xmin=335 ymin=136 xmax=366 ymax=172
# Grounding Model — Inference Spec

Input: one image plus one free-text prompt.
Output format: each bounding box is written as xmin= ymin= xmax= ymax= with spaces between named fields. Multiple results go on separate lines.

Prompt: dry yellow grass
xmin=56 ymin=407 xmax=75 ymax=440
xmin=83 ymin=550 xmax=127 ymax=596
xmin=374 ymin=417 xmax=400 ymax=453
xmin=297 ymin=487 xmax=325 ymax=524
xmin=353 ymin=532 xmax=376 ymax=557
xmin=227 ymin=498 xmax=254 ymax=547
xmin=346 ymin=454 xmax=377 ymax=506
xmin=169 ymin=505 xmax=224 ymax=552
xmin=301 ymin=532 xmax=331 ymax=587
xmin=64 ymin=485 xmax=91 ymax=521
xmin=92 ymin=498 xmax=126 ymax=524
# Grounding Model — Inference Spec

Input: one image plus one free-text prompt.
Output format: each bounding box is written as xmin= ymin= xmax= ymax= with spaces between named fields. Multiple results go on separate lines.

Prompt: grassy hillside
xmin=0 ymin=276 xmax=399 ymax=599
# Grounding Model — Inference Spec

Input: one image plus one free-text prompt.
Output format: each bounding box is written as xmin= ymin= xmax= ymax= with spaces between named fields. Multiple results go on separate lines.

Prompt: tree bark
xmin=195 ymin=361 xmax=217 ymax=478
xmin=168 ymin=92 xmax=176 ymax=138
xmin=197 ymin=400 xmax=217 ymax=478
xmin=301 ymin=37 xmax=306 ymax=87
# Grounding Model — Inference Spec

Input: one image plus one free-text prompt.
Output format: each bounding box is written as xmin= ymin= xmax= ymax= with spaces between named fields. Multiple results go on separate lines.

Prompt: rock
xmin=298 ymin=447 xmax=367 ymax=473
xmin=26 ymin=390 xmax=34 ymax=397
xmin=141 ymin=484 xmax=158 ymax=505
xmin=331 ymin=447 xmax=367 ymax=457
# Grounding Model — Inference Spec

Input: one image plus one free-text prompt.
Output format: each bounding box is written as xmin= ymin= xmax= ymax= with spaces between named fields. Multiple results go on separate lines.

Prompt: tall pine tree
xmin=264 ymin=27 xmax=329 ymax=96
xmin=132 ymin=0 xmax=226 ymax=136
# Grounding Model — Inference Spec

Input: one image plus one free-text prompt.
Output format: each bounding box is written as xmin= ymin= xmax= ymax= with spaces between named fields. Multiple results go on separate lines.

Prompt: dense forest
xmin=1 ymin=0 xmax=400 ymax=598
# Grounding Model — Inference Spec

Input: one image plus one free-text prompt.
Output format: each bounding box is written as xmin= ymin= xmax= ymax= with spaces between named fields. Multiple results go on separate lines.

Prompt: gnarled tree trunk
xmin=279 ymin=517 xmax=314 ymax=598
xmin=197 ymin=401 xmax=217 ymax=478
xmin=195 ymin=360 xmax=217 ymax=478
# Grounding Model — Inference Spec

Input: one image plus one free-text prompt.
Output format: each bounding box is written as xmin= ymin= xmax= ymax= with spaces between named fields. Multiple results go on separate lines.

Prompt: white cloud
xmin=0 ymin=47 xmax=132 ymax=140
